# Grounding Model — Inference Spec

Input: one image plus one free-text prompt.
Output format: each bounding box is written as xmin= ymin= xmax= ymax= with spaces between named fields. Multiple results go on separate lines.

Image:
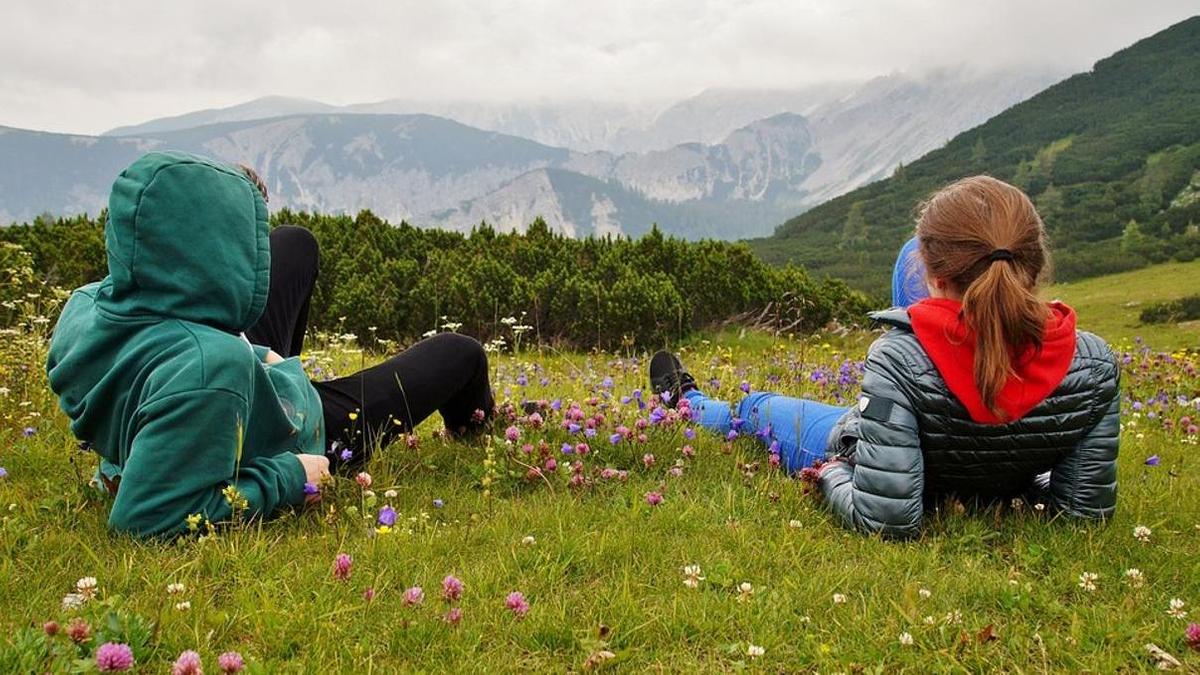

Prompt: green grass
xmin=1049 ymin=259 xmax=1200 ymax=351
xmin=2 ymin=302 xmax=1199 ymax=671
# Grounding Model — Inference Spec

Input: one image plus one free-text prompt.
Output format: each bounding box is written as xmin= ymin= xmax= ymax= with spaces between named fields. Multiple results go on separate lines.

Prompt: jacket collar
xmin=869 ymin=307 xmax=913 ymax=330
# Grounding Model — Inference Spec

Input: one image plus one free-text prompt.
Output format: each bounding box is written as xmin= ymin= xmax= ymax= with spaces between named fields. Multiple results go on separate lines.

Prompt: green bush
xmin=1139 ymin=294 xmax=1200 ymax=324
xmin=0 ymin=211 xmax=873 ymax=347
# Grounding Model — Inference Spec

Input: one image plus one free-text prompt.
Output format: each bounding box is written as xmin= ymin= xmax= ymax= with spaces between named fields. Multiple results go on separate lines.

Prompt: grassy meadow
xmin=1047 ymin=259 xmax=1200 ymax=351
xmin=1 ymin=264 xmax=1199 ymax=672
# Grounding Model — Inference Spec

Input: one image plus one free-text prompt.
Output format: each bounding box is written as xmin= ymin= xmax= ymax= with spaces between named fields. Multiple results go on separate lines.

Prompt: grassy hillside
xmin=751 ymin=15 xmax=1200 ymax=298
xmin=1050 ymin=259 xmax=1200 ymax=351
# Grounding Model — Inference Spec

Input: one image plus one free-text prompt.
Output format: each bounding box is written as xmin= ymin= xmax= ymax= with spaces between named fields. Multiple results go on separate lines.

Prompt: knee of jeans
xmin=429 ymin=332 xmax=487 ymax=367
xmin=271 ymin=226 xmax=320 ymax=271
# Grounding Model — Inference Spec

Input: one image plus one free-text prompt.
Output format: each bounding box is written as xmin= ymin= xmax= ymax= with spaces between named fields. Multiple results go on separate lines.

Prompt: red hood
xmin=907 ymin=298 xmax=1077 ymax=424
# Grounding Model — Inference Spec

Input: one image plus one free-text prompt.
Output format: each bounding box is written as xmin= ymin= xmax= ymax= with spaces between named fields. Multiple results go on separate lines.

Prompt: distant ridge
xmin=4 ymin=69 xmax=1061 ymax=237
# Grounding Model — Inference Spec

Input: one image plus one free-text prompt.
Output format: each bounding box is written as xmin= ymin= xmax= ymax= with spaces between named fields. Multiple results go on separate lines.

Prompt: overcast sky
xmin=2 ymin=0 xmax=1195 ymax=135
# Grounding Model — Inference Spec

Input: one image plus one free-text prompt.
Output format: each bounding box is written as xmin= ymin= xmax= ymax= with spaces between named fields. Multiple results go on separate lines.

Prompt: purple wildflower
xmin=445 ymin=606 xmax=464 ymax=626
xmin=22 ymin=427 xmax=35 ymax=438
xmin=442 ymin=575 xmax=464 ymax=601
xmin=332 ymin=553 xmax=352 ymax=581
xmin=726 ymin=430 xmax=739 ymax=441
xmin=95 ymin=642 xmax=134 ymax=672
xmin=340 ymin=448 xmax=353 ymax=462
xmin=661 ymin=390 xmax=673 ymax=403
xmin=378 ymin=505 xmax=397 ymax=527
xmin=601 ymin=376 xmax=614 ymax=389
xmin=0 ymin=467 xmax=7 ymax=479
xmin=561 ymin=442 xmax=574 ymax=455
xmin=584 ymin=427 xmax=597 ymax=438
xmin=516 ymin=374 xmax=527 ymax=386
xmin=505 ymin=425 xmax=521 ymax=443
xmin=1145 ymin=455 xmax=1161 ymax=466
xmin=403 ymin=586 xmax=424 ymax=606
xmin=1186 ymin=622 xmax=1200 ymax=650
xmin=433 ymin=498 xmax=444 ymax=508
xmin=506 ymin=591 xmax=530 ymax=618
xmin=172 ymin=650 xmax=202 ymax=675
xmin=568 ymin=423 xmax=582 ymax=434
xmin=645 ymin=491 xmax=664 ymax=506
xmin=684 ymin=427 xmax=696 ymax=440
xmin=609 ymin=432 xmax=623 ymax=445
xmin=217 ymin=651 xmax=245 ymax=674
xmin=303 ymin=482 xmax=319 ymax=496
xmin=740 ymin=381 xmax=751 ymax=394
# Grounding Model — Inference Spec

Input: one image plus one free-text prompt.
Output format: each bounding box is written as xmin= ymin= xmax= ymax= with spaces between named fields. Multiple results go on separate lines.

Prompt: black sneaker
xmin=649 ymin=350 xmax=696 ymax=407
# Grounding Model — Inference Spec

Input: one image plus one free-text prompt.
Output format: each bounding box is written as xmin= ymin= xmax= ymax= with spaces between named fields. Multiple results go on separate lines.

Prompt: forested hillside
xmin=751 ymin=16 xmax=1200 ymax=297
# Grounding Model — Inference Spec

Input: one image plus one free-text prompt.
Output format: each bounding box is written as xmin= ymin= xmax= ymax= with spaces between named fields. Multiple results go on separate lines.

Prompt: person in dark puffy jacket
xmin=651 ymin=175 xmax=1120 ymax=539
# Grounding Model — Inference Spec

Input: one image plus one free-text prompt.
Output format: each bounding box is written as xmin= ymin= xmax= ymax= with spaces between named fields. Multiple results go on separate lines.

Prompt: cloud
xmin=1 ymin=0 xmax=1195 ymax=134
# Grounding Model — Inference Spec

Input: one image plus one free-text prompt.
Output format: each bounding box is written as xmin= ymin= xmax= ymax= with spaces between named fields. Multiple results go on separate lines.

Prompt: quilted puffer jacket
xmin=818 ymin=308 xmax=1120 ymax=539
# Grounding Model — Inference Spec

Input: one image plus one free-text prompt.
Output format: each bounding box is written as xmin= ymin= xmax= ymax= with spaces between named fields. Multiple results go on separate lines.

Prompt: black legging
xmin=246 ymin=226 xmax=494 ymax=468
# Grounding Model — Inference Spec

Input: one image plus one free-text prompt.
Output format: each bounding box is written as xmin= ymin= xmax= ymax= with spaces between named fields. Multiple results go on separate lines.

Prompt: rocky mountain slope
xmin=3 ymin=68 xmax=1062 ymax=237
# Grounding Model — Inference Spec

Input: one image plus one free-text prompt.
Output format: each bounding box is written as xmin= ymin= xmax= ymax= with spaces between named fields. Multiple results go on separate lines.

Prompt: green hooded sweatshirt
xmin=47 ymin=151 xmax=324 ymax=538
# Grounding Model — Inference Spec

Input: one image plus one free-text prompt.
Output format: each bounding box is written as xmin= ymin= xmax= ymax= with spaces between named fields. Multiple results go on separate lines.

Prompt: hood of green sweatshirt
xmin=96 ymin=151 xmax=270 ymax=332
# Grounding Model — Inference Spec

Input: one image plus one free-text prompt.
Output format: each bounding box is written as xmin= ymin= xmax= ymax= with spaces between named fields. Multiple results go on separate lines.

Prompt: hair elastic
xmin=987 ymin=249 xmax=1015 ymax=263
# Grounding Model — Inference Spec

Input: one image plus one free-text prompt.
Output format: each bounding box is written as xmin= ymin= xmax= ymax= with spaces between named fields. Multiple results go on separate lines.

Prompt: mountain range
xmin=1 ymin=68 xmax=1062 ymax=238
xmin=751 ymin=15 xmax=1200 ymax=295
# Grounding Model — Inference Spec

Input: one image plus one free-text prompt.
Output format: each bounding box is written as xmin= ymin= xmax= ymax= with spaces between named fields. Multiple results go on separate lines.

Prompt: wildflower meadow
xmin=2 ymin=256 xmax=1200 ymax=671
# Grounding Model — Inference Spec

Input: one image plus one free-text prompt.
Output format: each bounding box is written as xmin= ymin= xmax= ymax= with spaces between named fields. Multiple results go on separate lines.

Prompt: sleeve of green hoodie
xmin=109 ymin=387 xmax=308 ymax=538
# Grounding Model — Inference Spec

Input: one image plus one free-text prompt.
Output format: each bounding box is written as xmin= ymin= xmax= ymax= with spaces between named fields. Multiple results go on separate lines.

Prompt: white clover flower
xmin=746 ymin=644 xmax=764 ymax=658
xmin=682 ymin=565 xmax=704 ymax=589
xmin=422 ymin=329 xmax=438 ymax=338
xmin=384 ymin=489 xmax=398 ymax=499
xmin=1167 ymin=598 xmax=1187 ymax=619
xmin=737 ymin=582 xmax=754 ymax=602
xmin=788 ymin=519 xmax=802 ymax=529
xmin=1124 ymin=568 xmax=1145 ymax=588
xmin=166 ymin=582 xmax=186 ymax=595
xmin=832 ymin=593 xmax=847 ymax=605
xmin=1033 ymin=502 xmax=1046 ymax=512
xmin=175 ymin=601 xmax=192 ymax=611
xmin=898 ymin=632 xmax=914 ymax=646
xmin=918 ymin=588 xmax=932 ymax=600
xmin=521 ymin=535 xmax=536 ymax=546
xmin=61 ymin=593 xmax=85 ymax=611
xmin=923 ymin=615 xmax=936 ymax=625
xmin=75 ymin=577 xmax=98 ymax=600
xmin=1133 ymin=525 xmax=1152 ymax=543
xmin=943 ymin=610 xmax=963 ymax=625
xmin=1078 ymin=572 xmax=1098 ymax=592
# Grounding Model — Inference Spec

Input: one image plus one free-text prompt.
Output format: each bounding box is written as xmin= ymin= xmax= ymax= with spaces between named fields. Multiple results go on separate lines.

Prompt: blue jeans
xmin=684 ymin=389 xmax=849 ymax=473
xmin=683 ymin=238 xmax=927 ymax=472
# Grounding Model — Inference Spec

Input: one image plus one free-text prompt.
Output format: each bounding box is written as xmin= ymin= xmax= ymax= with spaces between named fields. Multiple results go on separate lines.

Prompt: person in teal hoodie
xmin=47 ymin=151 xmax=494 ymax=538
